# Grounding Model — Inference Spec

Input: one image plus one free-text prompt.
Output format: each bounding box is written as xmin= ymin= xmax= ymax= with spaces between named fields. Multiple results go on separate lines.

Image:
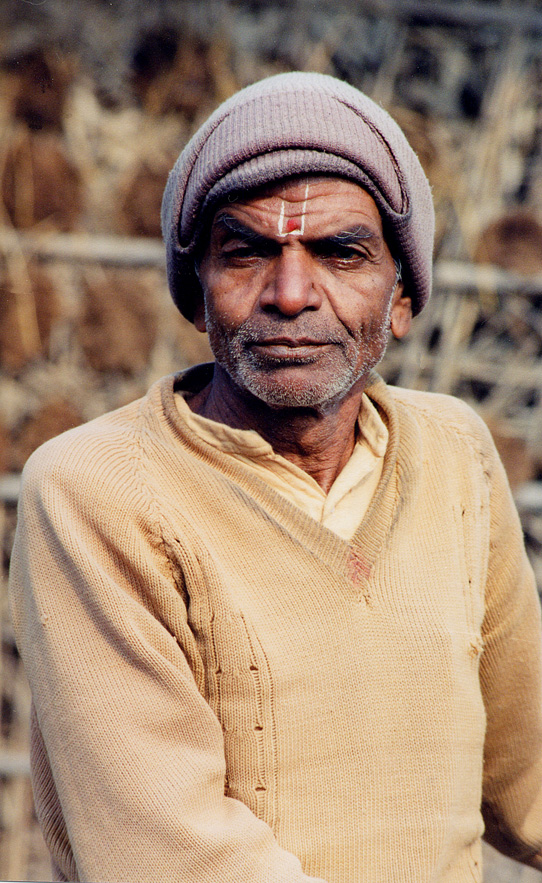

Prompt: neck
xmin=187 ymin=363 xmax=366 ymax=494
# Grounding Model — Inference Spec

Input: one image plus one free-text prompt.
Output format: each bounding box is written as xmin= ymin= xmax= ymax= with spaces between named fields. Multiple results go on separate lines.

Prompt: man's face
xmin=195 ymin=177 xmax=411 ymax=410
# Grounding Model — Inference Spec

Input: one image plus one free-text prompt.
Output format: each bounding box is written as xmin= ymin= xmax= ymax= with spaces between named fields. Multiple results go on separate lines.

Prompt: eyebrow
xmin=213 ymin=213 xmax=379 ymax=246
xmin=213 ymin=214 xmax=270 ymax=245
xmin=325 ymin=228 xmax=378 ymax=247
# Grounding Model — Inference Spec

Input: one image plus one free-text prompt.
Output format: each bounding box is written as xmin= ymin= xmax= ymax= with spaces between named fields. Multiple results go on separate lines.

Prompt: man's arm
xmin=9 ymin=439 xmax=326 ymax=883
xmin=479 ymin=423 xmax=542 ymax=868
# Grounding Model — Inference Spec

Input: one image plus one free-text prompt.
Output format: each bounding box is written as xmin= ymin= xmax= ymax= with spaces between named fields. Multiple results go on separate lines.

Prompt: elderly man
xmin=9 ymin=73 xmax=542 ymax=883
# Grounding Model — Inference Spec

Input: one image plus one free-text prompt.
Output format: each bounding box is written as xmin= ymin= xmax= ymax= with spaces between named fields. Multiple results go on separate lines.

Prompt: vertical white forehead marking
xmin=277 ymin=181 xmax=310 ymax=237
xmin=299 ymin=181 xmax=309 ymax=234
xmin=277 ymin=198 xmax=286 ymax=236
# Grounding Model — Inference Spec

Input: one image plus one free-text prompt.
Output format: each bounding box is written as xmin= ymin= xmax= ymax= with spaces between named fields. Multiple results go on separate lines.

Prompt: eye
xmin=221 ymin=238 xmax=278 ymax=263
xmin=219 ymin=242 xmax=259 ymax=264
xmin=223 ymin=242 xmax=258 ymax=258
xmin=312 ymin=241 xmax=368 ymax=265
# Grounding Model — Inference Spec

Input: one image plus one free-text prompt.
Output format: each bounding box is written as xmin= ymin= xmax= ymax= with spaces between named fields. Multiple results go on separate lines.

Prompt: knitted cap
xmin=161 ymin=72 xmax=435 ymax=320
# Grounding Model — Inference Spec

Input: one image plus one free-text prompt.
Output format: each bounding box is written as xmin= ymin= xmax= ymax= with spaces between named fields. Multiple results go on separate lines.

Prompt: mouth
xmin=248 ymin=338 xmax=334 ymax=361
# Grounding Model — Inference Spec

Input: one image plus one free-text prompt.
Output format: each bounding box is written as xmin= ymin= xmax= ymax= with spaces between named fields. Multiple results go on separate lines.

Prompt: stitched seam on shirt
xmin=393 ymin=395 xmax=492 ymax=464
xmin=241 ymin=614 xmax=279 ymax=830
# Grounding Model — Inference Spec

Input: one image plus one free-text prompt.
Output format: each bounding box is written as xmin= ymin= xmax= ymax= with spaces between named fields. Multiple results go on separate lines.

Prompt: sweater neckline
xmin=152 ymin=365 xmax=401 ymax=589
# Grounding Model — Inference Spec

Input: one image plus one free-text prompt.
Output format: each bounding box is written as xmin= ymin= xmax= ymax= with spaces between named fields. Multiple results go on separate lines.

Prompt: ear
xmin=390 ymin=284 xmax=412 ymax=340
xmin=193 ymin=295 xmax=207 ymax=332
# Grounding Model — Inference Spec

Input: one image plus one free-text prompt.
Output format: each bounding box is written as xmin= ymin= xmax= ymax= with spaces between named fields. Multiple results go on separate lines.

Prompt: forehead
xmin=209 ymin=176 xmax=384 ymax=237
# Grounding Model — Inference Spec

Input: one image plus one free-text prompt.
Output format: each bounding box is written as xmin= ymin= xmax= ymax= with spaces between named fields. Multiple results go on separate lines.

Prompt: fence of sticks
xmin=2 ymin=0 xmax=542 ymax=879
xmin=1 ymin=240 xmax=542 ymax=883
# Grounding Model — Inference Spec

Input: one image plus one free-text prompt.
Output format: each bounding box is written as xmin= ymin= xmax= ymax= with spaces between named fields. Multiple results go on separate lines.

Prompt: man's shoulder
xmin=19 ymin=375 xmax=176 ymax=501
xmin=24 ymin=397 xmax=141 ymax=473
xmin=378 ymin=381 xmax=495 ymax=457
xmin=389 ymin=385 xmax=485 ymax=428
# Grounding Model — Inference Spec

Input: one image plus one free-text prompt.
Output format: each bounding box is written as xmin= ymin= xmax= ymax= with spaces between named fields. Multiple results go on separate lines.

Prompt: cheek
xmin=327 ymin=289 xmax=380 ymax=337
xmin=202 ymin=272 xmax=249 ymax=329
xmin=204 ymin=271 xmax=268 ymax=330
xmin=331 ymin=274 xmax=395 ymax=331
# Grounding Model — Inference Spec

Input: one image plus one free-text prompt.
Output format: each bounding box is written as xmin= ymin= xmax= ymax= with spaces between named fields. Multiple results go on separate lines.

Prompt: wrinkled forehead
xmin=200 ymin=173 xmax=387 ymax=245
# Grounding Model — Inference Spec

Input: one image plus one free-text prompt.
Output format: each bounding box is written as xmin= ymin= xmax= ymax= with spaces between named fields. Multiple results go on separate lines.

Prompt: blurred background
xmin=1 ymin=0 xmax=542 ymax=879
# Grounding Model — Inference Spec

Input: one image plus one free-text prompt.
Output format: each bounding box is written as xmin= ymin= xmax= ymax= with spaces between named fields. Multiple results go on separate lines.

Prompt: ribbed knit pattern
xmin=9 ymin=367 xmax=542 ymax=883
xmin=161 ymin=72 xmax=435 ymax=320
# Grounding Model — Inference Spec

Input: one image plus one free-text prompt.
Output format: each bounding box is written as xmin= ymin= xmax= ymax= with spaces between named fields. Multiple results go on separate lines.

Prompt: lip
xmin=250 ymin=336 xmax=330 ymax=348
xmin=248 ymin=338 xmax=333 ymax=360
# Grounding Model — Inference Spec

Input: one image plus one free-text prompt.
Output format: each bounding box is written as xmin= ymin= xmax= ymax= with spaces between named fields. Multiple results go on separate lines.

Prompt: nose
xmin=260 ymin=246 xmax=322 ymax=316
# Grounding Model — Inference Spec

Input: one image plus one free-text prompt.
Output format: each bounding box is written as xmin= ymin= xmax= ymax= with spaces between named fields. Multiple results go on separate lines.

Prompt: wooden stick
xmin=1 ymin=229 xmax=542 ymax=297
xmin=0 ymin=474 xmax=21 ymax=504
xmin=0 ymin=228 xmax=166 ymax=268
xmin=0 ymin=752 xmax=31 ymax=776
xmin=354 ymin=0 xmax=542 ymax=33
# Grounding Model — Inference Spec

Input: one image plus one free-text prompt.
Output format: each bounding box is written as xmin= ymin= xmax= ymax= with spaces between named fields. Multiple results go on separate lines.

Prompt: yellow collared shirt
xmin=176 ymin=392 xmax=387 ymax=541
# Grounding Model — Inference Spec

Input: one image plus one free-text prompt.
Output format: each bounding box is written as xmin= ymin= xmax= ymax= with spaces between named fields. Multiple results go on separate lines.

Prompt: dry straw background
xmin=1 ymin=1 xmax=542 ymax=879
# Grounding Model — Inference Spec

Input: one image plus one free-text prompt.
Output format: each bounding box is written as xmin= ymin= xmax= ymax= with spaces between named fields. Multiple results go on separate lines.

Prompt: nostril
xmin=258 ymin=248 xmax=321 ymax=316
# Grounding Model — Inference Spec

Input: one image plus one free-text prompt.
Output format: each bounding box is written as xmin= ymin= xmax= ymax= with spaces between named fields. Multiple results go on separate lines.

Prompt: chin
xmin=210 ymin=327 xmax=389 ymax=411
xmin=234 ymin=365 xmax=368 ymax=411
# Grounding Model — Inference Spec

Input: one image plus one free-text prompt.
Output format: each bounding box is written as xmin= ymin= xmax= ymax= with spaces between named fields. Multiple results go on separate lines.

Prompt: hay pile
xmin=0 ymin=24 xmax=219 ymax=472
xmin=1 ymin=6 xmax=542 ymax=879
xmin=0 ymin=1 xmax=541 ymax=475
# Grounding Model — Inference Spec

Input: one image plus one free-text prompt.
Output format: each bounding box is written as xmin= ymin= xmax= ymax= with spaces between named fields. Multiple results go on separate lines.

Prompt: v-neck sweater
xmin=9 ymin=366 xmax=542 ymax=883
xmin=175 ymin=391 xmax=388 ymax=541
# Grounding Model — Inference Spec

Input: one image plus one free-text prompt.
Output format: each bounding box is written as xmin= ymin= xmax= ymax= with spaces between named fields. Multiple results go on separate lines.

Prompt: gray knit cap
xmin=161 ymin=71 xmax=435 ymax=320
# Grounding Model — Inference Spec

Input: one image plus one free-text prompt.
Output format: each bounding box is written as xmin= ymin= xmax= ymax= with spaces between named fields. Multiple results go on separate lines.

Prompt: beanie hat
xmin=161 ymin=71 xmax=435 ymax=320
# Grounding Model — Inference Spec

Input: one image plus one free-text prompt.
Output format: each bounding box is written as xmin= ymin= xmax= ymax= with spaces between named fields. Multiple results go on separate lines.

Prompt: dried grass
xmin=131 ymin=30 xmax=236 ymax=119
xmin=77 ymin=268 xmax=159 ymax=375
xmin=117 ymin=159 xmax=172 ymax=238
xmin=10 ymin=399 xmax=84 ymax=472
xmin=0 ymin=45 xmax=75 ymax=132
xmin=0 ymin=261 xmax=59 ymax=373
xmin=0 ymin=420 xmax=8 ymax=474
xmin=485 ymin=421 xmax=541 ymax=491
xmin=473 ymin=210 xmax=542 ymax=276
xmin=0 ymin=128 xmax=83 ymax=231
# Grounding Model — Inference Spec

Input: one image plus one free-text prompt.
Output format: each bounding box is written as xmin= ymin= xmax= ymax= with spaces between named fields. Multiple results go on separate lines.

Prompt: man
xmin=9 ymin=72 xmax=542 ymax=882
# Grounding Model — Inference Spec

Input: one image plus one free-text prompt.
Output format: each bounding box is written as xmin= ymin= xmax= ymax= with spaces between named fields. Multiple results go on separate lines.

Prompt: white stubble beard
xmin=203 ymin=292 xmax=395 ymax=410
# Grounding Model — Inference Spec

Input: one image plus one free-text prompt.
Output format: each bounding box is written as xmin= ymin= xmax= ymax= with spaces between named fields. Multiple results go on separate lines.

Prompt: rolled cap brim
xmin=162 ymin=71 xmax=435 ymax=321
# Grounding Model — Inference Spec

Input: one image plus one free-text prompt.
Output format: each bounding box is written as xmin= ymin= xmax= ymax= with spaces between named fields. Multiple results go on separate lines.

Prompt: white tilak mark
xmin=278 ymin=199 xmax=286 ymax=236
xmin=299 ymin=181 xmax=309 ymax=235
xmin=277 ymin=182 xmax=310 ymax=237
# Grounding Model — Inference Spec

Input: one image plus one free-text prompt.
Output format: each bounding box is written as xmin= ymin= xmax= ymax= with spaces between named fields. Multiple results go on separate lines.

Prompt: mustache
xmin=231 ymin=316 xmax=349 ymax=345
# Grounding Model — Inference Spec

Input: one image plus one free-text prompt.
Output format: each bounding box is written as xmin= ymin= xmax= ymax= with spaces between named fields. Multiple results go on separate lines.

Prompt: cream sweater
xmin=9 ymin=366 xmax=542 ymax=883
xmin=176 ymin=391 xmax=388 ymax=540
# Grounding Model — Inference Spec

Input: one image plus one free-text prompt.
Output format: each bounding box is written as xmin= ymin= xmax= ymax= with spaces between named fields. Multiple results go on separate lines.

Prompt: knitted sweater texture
xmin=9 ymin=367 xmax=542 ymax=883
